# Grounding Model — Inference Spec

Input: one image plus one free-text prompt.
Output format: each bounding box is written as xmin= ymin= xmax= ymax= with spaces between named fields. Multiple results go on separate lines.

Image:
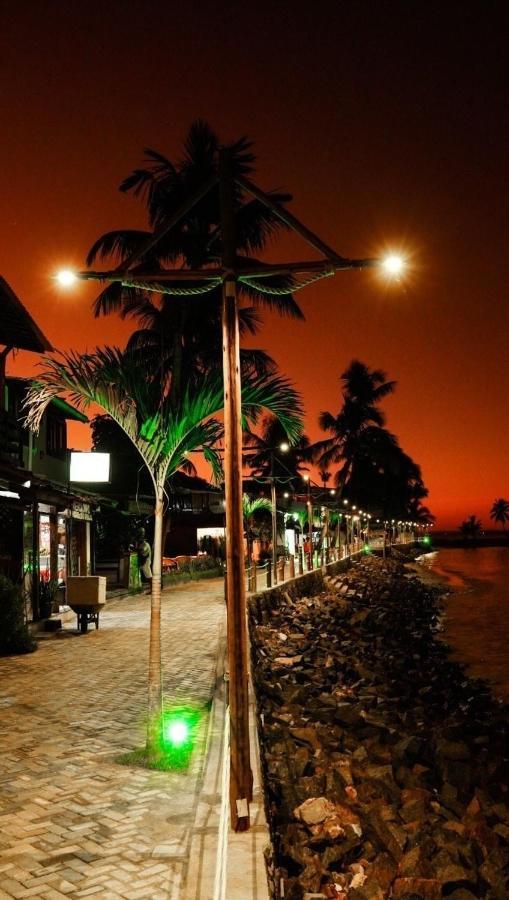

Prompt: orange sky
xmin=1 ymin=1 xmax=507 ymax=529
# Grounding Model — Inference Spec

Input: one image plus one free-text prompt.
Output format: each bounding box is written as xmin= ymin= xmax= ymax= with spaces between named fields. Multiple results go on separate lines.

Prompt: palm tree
xmin=490 ymin=498 xmax=509 ymax=533
xmin=459 ymin=515 xmax=483 ymax=543
xmin=319 ymin=469 xmax=332 ymax=489
xmin=86 ymin=120 xmax=304 ymax=401
xmin=24 ymin=347 xmax=302 ymax=757
xmin=242 ymin=495 xmax=272 ymax=569
xmin=313 ymin=360 xmax=396 ymax=492
xmin=244 ymin=414 xmax=311 ymax=492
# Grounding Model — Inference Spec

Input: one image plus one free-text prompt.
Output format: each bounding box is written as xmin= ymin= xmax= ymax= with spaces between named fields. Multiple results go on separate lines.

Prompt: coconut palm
xmin=86 ymin=120 xmax=304 ymax=402
xmin=244 ymin=414 xmax=311 ymax=492
xmin=24 ymin=347 xmax=302 ymax=757
xmin=490 ymin=498 xmax=509 ymax=533
xmin=242 ymin=495 xmax=272 ymax=568
xmin=459 ymin=515 xmax=483 ymax=543
xmin=319 ymin=469 xmax=332 ymax=489
xmin=313 ymin=360 xmax=396 ymax=491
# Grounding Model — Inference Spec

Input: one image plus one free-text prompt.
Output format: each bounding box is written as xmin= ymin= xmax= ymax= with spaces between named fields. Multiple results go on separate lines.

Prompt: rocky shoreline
xmin=250 ymin=552 xmax=509 ymax=899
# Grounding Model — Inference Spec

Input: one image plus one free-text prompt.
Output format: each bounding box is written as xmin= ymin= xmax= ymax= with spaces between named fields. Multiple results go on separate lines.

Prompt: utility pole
xmin=219 ymin=148 xmax=252 ymax=831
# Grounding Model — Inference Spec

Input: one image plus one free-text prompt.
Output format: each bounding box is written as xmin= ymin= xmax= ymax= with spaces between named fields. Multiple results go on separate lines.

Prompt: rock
xmin=274 ymin=655 xmax=303 ymax=667
xmin=479 ymin=854 xmax=509 ymax=898
xmin=446 ymin=891 xmax=478 ymax=900
xmin=368 ymin=810 xmax=407 ymax=860
xmin=349 ymin=884 xmax=385 ymax=900
xmin=365 ymin=851 xmax=397 ymax=890
xmin=251 ymin=553 xmax=509 ymax=899
xmin=294 ymin=797 xmax=337 ymax=825
xmin=391 ymin=876 xmax=441 ymax=898
xmin=290 ymin=726 xmax=321 ymax=750
xmin=335 ymin=703 xmax=362 ymax=726
xmin=493 ymin=822 xmax=509 ymax=841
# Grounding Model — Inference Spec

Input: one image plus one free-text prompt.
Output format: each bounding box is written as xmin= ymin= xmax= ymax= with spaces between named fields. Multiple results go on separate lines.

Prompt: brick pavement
xmin=0 ymin=580 xmax=225 ymax=899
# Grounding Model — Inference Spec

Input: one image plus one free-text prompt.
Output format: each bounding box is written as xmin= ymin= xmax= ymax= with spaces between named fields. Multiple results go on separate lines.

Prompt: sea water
xmin=416 ymin=546 xmax=509 ymax=702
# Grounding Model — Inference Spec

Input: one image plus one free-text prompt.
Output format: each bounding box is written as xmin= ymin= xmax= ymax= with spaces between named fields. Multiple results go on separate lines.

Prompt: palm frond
xmin=239 ymin=374 xmax=303 ymax=444
xmin=86 ymin=229 xmax=153 ymax=266
xmin=92 ymin=282 xmax=149 ymax=319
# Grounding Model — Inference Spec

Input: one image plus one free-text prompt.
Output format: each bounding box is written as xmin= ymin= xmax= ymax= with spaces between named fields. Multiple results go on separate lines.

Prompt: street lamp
xmin=56 ymin=269 xmax=78 ymax=287
xmin=381 ymin=254 xmax=405 ymax=276
xmin=54 ymin=160 xmax=408 ymax=831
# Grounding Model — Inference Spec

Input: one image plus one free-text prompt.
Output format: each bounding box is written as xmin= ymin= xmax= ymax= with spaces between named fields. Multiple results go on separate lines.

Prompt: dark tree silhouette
xmin=313 ymin=360 xmax=430 ymax=519
xmin=490 ymin=498 xmax=509 ymax=532
xmin=86 ymin=120 xmax=304 ymax=401
xmin=459 ymin=515 xmax=483 ymax=543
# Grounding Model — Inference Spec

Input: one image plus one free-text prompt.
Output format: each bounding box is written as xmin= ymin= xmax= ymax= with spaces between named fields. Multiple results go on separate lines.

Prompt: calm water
xmin=416 ymin=547 xmax=509 ymax=701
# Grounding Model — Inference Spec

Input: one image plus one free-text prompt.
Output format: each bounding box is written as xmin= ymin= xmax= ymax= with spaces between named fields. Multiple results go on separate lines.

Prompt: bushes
xmin=162 ymin=555 xmax=223 ymax=588
xmin=0 ymin=576 xmax=36 ymax=656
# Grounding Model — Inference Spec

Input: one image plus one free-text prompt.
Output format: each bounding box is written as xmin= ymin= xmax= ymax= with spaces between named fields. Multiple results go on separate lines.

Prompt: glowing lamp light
xmin=166 ymin=720 xmax=189 ymax=747
xmin=56 ymin=268 xmax=78 ymax=287
xmin=279 ymin=442 xmax=290 ymax=453
xmin=382 ymin=254 xmax=405 ymax=277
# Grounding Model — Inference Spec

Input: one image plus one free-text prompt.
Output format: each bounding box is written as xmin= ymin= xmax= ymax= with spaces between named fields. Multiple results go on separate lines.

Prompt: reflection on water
xmin=417 ymin=547 xmax=509 ymax=701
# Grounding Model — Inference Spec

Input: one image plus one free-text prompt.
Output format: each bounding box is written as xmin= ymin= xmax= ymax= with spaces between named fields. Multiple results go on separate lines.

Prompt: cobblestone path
xmin=0 ymin=580 xmax=225 ymax=899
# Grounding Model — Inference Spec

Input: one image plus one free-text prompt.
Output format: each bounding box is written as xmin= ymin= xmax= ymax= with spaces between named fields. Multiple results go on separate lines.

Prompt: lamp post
xmin=55 ymin=160 xmax=406 ymax=831
xmin=302 ymin=475 xmax=313 ymax=570
xmin=269 ymin=442 xmax=289 ymax=585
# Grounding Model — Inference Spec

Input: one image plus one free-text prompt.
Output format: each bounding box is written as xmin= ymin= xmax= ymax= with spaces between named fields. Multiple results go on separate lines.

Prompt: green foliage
xmin=25 ymin=349 xmax=302 ymax=494
xmin=0 ymin=576 xmax=36 ymax=655
xmin=162 ymin=556 xmax=223 ymax=588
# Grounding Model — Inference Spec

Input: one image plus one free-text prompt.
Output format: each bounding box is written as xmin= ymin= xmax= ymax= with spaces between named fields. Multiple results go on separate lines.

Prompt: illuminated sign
xmin=69 ymin=452 xmax=110 ymax=483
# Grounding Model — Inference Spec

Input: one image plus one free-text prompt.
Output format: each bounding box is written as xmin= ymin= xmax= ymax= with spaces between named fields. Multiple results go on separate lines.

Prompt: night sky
xmin=1 ymin=1 xmax=507 ymax=528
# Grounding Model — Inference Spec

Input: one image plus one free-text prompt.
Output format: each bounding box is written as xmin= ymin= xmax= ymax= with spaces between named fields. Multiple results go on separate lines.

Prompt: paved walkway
xmin=0 ymin=580 xmax=226 ymax=900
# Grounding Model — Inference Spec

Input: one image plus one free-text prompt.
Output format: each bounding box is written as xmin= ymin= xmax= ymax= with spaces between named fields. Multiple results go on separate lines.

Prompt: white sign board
xmin=70 ymin=452 xmax=110 ymax=483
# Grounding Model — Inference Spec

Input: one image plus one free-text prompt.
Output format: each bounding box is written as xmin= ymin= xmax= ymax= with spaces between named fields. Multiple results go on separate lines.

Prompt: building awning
xmin=0 ymin=459 xmax=115 ymax=510
xmin=0 ymin=276 xmax=53 ymax=353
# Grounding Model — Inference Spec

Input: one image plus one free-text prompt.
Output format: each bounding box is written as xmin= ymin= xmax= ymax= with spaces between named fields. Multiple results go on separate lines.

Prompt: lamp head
xmin=381 ymin=254 xmax=405 ymax=277
xmin=56 ymin=268 xmax=78 ymax=287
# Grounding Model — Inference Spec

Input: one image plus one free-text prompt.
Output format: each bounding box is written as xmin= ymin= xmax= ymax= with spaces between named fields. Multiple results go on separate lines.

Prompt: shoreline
xmin=251 ymin=553 xmax=509 ymax=899
xmin=410 ymin=550 xmax=509 ymax=704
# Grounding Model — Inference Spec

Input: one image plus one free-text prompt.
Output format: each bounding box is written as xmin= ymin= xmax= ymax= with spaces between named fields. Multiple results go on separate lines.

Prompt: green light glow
xmin=159 ymin=705 xmax=202 ymax=770
xmin=166 ymin=720 xmax=188 ymax=746
xmin=363 ymin=543 xmax=371 ymax=553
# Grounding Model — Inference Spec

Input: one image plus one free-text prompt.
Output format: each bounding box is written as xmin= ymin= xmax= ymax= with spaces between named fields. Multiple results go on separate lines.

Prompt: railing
xmin=245 ymin=531 xmax=418 ymax=592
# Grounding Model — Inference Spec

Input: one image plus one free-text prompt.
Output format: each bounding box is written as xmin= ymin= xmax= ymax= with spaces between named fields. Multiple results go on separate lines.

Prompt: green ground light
xmin=117 ymin=703 xmax=204 ymax=772
xmin=363 ymin=543 xmax=372 ymax=553
xmin=422 ymin=535 xmax=431 ymax=545
xmin=160 ymin=705 xmax=202 ymax=770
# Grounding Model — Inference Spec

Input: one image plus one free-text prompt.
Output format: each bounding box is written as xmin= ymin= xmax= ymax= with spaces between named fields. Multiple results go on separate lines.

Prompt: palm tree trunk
xmin=170 ymin=305 xmax=187 ymax=409
xmin=146 ymin=483 xmax=164 ymax=756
